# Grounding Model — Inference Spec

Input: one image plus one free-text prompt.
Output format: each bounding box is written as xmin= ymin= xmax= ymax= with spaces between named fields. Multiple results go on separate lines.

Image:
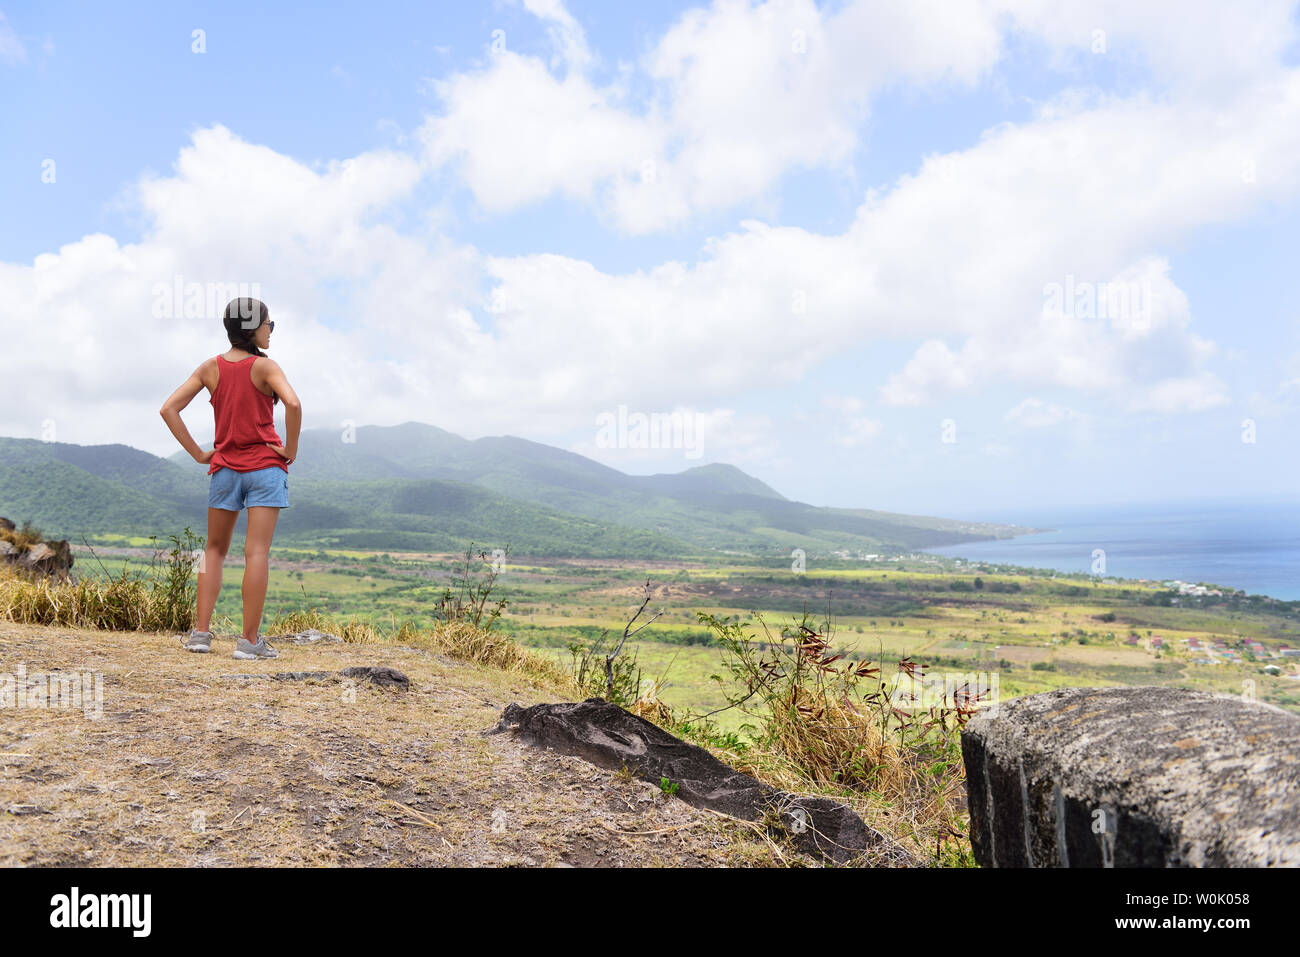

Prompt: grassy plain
xmin=74 ymin=541 xmax=1300 ymax=732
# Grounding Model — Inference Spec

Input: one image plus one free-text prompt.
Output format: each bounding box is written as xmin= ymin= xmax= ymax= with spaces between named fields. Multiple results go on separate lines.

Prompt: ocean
xmin=923 ymin=501 xmax=1300 ymax=601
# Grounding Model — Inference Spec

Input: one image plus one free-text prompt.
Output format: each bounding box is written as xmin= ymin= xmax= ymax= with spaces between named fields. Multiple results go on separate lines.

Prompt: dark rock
xmin=217 ymin=666 xmax=408 ymax=690
xmin=0 ymin=527 xmax=73 ymax=580
xmin=484 ymin=697 xmax=914 ymax=865
xmin=962 ymin=685 xmax=1300 ymax=867
xmin=339 ymin=666 xmax=409 ymax=690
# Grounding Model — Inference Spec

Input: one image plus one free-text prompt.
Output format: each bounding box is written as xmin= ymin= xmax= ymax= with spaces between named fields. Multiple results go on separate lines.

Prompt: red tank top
xmin=208 ymin=355 xmax=287 ymax=474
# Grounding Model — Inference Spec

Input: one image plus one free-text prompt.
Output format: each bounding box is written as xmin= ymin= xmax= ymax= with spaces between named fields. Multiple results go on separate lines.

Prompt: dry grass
xmin=0 ymin=620 xmax=799 ymax=867
xmin=0 ymin=560 xmax=575 ymax=696
xmin=400 ymin=620 xmax=575 ymax=690
xmin=264 ymin=607 xmax=575 ymax=692
xmin=668 ymin=612 xmax=977 ymax=866
xmin=0 ymin=564 xmax=161 ymax=631
xmin=0 ymin=520 xmax=47 ymax=553
xmin=696 ymin=715 xmax=969 ymax=867
xmin=0 ymin=536 xmax=195 ymax=633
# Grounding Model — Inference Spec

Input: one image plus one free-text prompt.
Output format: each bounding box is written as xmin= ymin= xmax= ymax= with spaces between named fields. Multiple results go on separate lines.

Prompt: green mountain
xmin=0 ymin=436 xmax=691 ymax=557
xmin=1 ymin=424 xmax=1027 ymax=557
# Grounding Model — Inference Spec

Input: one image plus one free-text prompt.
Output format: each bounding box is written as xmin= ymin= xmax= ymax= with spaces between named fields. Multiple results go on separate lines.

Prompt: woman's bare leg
xmin=197 ymin=507 xmax=238 ymax=632
xmin=241 ymin=506 xmax=280 ymax=642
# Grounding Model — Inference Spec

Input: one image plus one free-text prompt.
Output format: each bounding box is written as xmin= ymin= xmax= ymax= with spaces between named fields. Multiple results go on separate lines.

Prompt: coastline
xmin=921 ymin=503 xmax=1300 ymax=602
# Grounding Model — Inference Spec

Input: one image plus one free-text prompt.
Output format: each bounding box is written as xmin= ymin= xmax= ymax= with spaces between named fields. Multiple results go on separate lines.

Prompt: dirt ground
xmin=0 ymin=621 xmax=808 ymax=867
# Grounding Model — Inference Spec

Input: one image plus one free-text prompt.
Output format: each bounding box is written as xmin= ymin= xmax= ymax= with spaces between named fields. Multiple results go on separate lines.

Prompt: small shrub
xmin=688 ymin=609 xmax=982 ymax=864
xmin=433 ymin=543 xmax=508 ymax=631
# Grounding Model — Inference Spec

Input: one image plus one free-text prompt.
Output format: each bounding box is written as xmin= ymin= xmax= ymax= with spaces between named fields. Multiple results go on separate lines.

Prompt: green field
xmin=77 ymin=541 xmax=1300 ymax=733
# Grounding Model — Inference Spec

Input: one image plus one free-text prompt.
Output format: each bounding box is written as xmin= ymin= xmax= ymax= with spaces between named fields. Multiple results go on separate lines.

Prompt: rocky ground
xmin=0 ymin=620 xmax=807 ymax=867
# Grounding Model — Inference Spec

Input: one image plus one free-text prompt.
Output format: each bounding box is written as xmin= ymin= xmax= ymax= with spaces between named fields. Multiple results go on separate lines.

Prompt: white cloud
xmin=1001 ymin=0 xmax=1299 ymax=97
xmin=1127 ymin=371 xmax=1231 ymax=414
xmin=879 ymin=341 xmax=974 ymax=407
xmin=0 ymin=126 xmax=477 ymax=448
xmin=420 ymin=0 xmax=1011 ymax=233
xmin=414 ymin=3 xmax=1299 ymax=426
xmin=878 ymin=257 xmax=1229 ymax=411
xmin=6 ymin=1 xmax=1300 ymax=460
xmin=820 ymin=394 xmax=883 ymax=446
xmin=519 ymin=0 xmax=594 ymax=73
xmin=418 ymin=0 xmax=1299 ymax=234
xmin=1006 ymin=397 xmax=1074 ymax=428
xmin=835 ymin=416 xmax=884 ymax=447
xmin=0 ymin=12 xmax=27 ymax=65
xmin=419 ymin=54 xmax=660 ymax=217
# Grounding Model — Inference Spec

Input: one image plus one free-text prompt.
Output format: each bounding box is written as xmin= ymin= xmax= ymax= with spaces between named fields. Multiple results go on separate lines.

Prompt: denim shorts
xmin=208 ymin=466 xmax=290 ymax=511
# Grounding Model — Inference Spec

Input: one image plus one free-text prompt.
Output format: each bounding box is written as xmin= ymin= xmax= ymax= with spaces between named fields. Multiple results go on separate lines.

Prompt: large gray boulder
xmin=962 ymin=685 xmax=1300 ymax=867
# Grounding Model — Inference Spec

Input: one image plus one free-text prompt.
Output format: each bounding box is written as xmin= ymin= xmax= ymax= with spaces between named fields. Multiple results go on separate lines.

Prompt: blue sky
xmin=3 ymin=0 xmax=1300 ymax=519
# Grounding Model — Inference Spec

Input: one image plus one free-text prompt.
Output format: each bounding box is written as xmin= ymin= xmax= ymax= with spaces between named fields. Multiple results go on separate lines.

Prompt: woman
xmin=159 ymin=297 xmax=302 ymax=659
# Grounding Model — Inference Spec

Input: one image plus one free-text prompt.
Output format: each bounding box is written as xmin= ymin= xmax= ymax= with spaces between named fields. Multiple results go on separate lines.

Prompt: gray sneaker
xmin=233 ymin=636 xmax=279 ymax=660
xmin=183 ymin=629 xmax=213 ymax=653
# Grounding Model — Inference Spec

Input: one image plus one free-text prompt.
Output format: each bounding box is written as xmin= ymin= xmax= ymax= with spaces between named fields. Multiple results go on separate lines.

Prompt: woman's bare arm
xmin=262 ymin=359 xmax=302 ymax=461
xmin=159 ymin=363 xmax=212 ymax=463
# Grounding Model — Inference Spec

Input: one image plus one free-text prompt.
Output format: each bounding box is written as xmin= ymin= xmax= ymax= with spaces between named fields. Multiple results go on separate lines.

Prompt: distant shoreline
xmin=921 ymin=503 xmax=1300 ymax=602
